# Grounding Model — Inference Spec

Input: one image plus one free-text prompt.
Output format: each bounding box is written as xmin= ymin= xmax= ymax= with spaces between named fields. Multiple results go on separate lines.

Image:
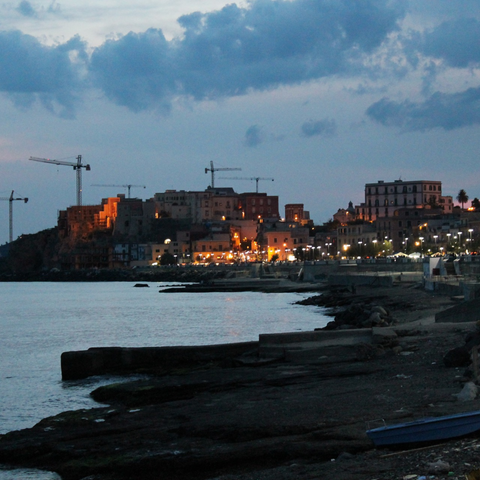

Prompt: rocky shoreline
xmin=2 ymin=283 xmax=480 ymax=479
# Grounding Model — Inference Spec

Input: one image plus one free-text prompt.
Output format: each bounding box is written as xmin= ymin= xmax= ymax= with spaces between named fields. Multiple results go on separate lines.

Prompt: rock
xmin=355 ymin=343 xmax=384 ymax=361
xmin=443 ymin=346 xmax=471 ymax=368
xmin=372 ymin=327 xmax=398 ymax=347
xmin=371 ymin=305 xmax=388 ymax=316
xmin=368 ymin=311 xmax=383 ymax=325
xmin=427 ymin=459 xmax=451 ymax=473
xmin=456 ymin=381 xmax=478 ymax=402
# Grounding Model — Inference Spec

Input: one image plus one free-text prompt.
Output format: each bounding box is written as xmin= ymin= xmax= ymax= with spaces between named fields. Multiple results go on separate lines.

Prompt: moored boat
xmin=366 ymin=410 xmax=480 ymax=446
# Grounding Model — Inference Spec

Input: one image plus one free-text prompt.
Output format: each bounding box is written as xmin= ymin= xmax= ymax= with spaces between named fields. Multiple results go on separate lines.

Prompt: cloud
xmin=419 ymin=18 xmax=480 ymax=68
xmin=366 ymin=87 xmax=480 ymax=131
xmin=16 ymin=0 xmax=37 ymax=18
xmin=244 ymin=124 xmax=265 ymax=147
xmin=0 ymin=0 xmax=408 ymax=115
xmin=300 ymin=118 xmax=337 ymax=137
xmin=47 ymin=1 xmax=61 ymax=15
xmin=0 ymin=31 xmax=87 ymax=118
xmin=89 ymin=29 xmax=174 ymax=113
xmin=89 ymin=0 xmax=405 ymax=111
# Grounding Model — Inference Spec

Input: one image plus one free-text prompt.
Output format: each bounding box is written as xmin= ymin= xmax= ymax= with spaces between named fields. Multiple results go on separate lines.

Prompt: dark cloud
xmin=0 ymin=0 xmax=408 ymax=115
xmin=0 ymin=31 xmax=87 ymax=118
xmin=420 ymin=18 xmax=480 ymax=68
xmin=16 ymin=0 xmax=37 ymax=18
xmin=89 ymin=29 xmax=174 ymax=113
xmin=301 ymin=118 xmax=337 ymax=137
xmin=89 ymin=0 xmax=405 ymax=111
xmin=244 ymin=124 xmax=265 ymax=147
xmin=366 ymin=87 xmax=480 ymax=131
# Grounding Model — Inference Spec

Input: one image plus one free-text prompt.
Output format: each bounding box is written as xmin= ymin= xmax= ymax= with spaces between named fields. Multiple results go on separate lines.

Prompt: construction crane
xmin=218 ymin=176 xmax=274 ymax=193
xmin=91 ymin=184 xmax=146 ymax=198
xmin=29 ymin=155 xmax=91 ymax=206
xmin=0 ymin=191 xmax=28 ymax=243
xmin=205 ymin=161 xmax=241 ymax=189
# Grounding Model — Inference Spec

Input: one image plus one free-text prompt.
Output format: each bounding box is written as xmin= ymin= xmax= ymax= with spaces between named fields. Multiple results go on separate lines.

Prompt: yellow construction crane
xmin=29 ymin=155 xmax=91 ymax=206
xmin=205 ymin=161 xmax=241 ymax=189
xmin=218 ymin=176 xmax=274 ymax=193
xmin=91 ymin=184 xmax=146 ymax=198
xmin=0 ymin=191 xmax=28 ymax=243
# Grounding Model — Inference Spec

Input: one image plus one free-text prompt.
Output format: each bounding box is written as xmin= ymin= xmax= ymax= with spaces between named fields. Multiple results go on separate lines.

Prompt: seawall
xmin=61 ymin=342 xmax=258 ymax=380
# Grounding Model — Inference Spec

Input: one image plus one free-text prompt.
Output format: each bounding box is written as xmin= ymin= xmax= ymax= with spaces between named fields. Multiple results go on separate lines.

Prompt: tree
xmin=160 ymin=252 xmax=177 ymax=265
xmin=471 ymin=198 xmax=480 ymax=211
xmin=457 ymin=189 xmax=469 ymax=209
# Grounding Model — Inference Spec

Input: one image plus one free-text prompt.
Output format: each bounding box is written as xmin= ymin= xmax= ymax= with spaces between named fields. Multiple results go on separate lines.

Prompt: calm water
xmin=0 ymin=282 xmax=328 ymax=434
xmin=0 ymin=281 xmax=327 ymax=479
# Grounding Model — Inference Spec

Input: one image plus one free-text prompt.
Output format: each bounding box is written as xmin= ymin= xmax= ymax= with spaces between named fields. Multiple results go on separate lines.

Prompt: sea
xmin=0 ymin=281 xmax=328 ymax=479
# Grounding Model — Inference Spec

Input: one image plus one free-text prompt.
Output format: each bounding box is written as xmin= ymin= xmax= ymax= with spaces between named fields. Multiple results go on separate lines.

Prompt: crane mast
xmin=0 ymin=191 xmax=28 ymax=243
xmin=29 ymin=155 xmax=91 ymax=206
xmin=205 ymin=161 xmax=241 ymax=188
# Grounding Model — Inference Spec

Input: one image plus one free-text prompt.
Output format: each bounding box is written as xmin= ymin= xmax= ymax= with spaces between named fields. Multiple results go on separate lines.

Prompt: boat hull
xmin=366 ymin=410 xmax=480 ymax=446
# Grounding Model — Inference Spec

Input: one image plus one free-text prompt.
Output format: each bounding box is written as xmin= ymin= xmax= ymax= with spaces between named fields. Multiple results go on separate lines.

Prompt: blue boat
xmin=366 ymin=410 xmax=480 ymax=446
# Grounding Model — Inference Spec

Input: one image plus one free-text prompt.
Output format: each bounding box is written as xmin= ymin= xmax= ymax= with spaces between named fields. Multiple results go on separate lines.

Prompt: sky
xmin=1 ymin=0 xmax=480 ymax=244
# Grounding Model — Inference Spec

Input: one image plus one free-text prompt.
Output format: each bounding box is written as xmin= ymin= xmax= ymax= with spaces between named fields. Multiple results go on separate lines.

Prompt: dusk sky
xmin=1 ymin=0 xmax=480 ymax=243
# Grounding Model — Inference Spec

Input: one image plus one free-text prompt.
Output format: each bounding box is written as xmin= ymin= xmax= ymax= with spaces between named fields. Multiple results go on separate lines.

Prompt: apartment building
xmin=356 ymin=179 xmax=453 ymax=221
xmin=284 ymin=203 xmax=311 ymax=225
xmin=337 ymin=221 xmax=378 ymax=254
xmin=238 ymin=193 xmax=280 ymax=221
xmin=257 ymin=221 xmax=311 ymax=261
xmin=58 ymin=196 xmax=120 ymax=239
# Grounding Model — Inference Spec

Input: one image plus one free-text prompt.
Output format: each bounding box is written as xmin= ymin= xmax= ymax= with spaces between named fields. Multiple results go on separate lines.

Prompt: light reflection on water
xmin=0 ymin=282 xmax=327 ymax=435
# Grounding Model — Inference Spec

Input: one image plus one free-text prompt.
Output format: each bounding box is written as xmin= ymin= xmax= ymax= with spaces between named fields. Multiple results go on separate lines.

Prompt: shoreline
xmin=2 ymin=282 xmax=480 ymax=479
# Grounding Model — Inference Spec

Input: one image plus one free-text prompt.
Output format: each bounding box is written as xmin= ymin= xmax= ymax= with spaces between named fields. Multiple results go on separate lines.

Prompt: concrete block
xmin=435 ymin=298 xmax=480 ymax=323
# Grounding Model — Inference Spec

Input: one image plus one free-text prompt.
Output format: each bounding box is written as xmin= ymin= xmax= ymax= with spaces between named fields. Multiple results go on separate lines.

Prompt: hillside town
xmin=29 ymin=177 xmax=478 ymax=270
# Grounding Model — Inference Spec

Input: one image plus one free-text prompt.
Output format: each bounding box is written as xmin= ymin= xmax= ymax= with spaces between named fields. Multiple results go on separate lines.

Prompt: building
xmin=257 ymin=221 xmax=311 ymax=261
xmin=114 ymin=196 xmax=156 ymax=238
xmin=337 ymin=221 xmax=378 ymax=257
xmin=58 ymin=196 xmax=120 ymax=239
xmin=285 ymin=204 xmax=311 ymax=225
xmin=356 ymin=179 xmax=453 ymax=222
xmin=333 ymin=201 xmax=356 ymax=224
xmin=238 ymin=193 xmax=280 ymax=221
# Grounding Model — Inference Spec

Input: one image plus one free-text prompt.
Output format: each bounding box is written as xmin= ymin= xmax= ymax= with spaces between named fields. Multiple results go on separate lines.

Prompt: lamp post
xmin=419 ymin=236 xmax=424 ymax=257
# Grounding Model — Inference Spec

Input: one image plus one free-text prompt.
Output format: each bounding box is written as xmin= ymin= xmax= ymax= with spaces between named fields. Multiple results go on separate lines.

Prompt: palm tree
xmin=457 ymin=189 xmax=469 ymax=209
